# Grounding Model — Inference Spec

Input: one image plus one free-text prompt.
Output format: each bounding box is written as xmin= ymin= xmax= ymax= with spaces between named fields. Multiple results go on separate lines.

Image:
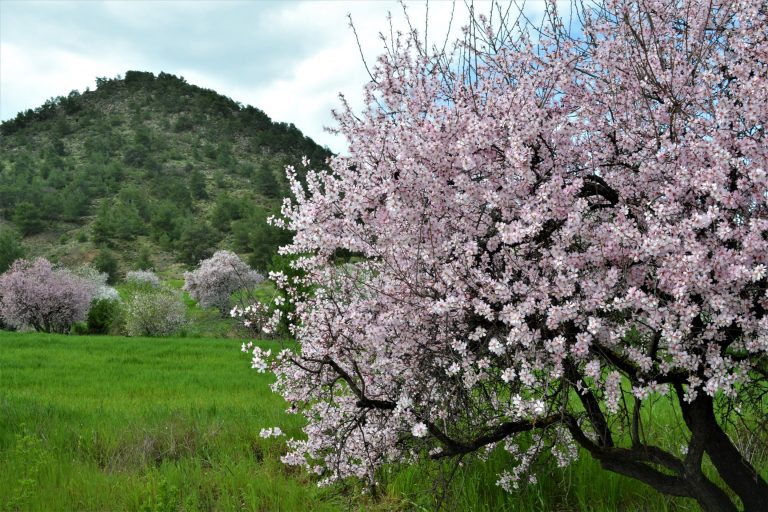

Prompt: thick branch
xmin=564 ymin=414 xmax=736 ymax=511
xmin=302 ymin=355 xmax=397 ymax=410
xmin=593 ymin=345 xmax=687 ymax=384
xmin=562 ymin=414 xmax=690 ymax=496
xmin=676 ymin=385 xmax=768 ymax=511
xmin=578 ymin=174 xmax=620 ymax=206
xmin=429 ymin=414 xmax=562 ymax=459
xmin=564 ymin=360 xmax=614 ymax=447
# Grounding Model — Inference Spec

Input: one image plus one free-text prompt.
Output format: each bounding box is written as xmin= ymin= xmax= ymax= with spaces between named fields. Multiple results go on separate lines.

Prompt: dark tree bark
xmin=676 ymin=386 xmax=768 ymax=512
xmin=557 ymin=364 xmax=768 ymax=512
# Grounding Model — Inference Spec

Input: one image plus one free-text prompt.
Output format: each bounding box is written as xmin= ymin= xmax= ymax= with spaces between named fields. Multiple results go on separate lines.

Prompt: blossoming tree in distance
xmin=184 ymin=250 xmax=263 ymax=316
xmin=249 ymin=1 xmax=768 ymax=509
xmin=0 ymin=258 xmax=96 ymax=333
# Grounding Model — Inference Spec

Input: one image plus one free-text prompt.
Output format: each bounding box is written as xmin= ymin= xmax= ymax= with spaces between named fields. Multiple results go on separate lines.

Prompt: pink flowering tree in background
xmin=0 ymin=258 xmax=96 ymax=333
xmin=183 ymin=250 xmax=264 ymax=316
xmin=245 ymin=1 xmax=768 ymax=510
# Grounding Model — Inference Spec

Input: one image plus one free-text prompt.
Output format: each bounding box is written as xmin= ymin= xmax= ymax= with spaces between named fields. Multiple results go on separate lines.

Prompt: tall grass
xmin=377 ymin=428 xmax=700 ymax=512
xmin=1 ymin=332 xmax=762 ymax=511
xmin=0 ymin=332 xmax=341 ymax=511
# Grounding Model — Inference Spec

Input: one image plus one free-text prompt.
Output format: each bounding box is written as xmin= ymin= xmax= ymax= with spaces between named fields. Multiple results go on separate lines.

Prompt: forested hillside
xmin=0 ymin=70 xmax=331 ymax=274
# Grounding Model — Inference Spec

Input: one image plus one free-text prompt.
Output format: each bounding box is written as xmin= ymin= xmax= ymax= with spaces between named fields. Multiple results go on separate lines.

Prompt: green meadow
xmin=0 ymin=332 xmax=746 ymax=511
xmin=0 ymin=332 xmax=337 ymax=511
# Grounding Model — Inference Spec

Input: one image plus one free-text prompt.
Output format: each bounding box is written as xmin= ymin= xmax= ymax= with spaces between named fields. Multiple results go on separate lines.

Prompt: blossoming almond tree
xmin=183 ymin=250 xmax=264 ymax=316
xmin=126 ymin=269 xmax=161 ymax=288
xmin=251 ymin=1 xmax=767 ymax=509
xmin=0 ymin=258 xmax=96 ymax=333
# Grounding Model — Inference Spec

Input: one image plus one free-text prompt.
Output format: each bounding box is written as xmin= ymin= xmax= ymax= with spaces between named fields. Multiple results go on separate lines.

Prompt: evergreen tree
xmin=188 ymin=167 xmax=208 ymax=199
xmin=12 ymin=202 xmax=44 ymax=236
xmin=93 ymin=249 xmax=119 ymax=284
xmin=135 ymin=245 xmax=153 ymax=271
xmin=0 ymin=227 xmax=25 ymax=274
xmin=176 ymin=221 xmax=221 ymax=265
xmin=247 ymin=207 xmax=291 ymax=271
xmin=254 ymin=163 xmax=281 ymax=198
xmin=209 ymin=193 xmax=242 ymax=232
xmin=91 ymin=202 xmax=115 ymax=245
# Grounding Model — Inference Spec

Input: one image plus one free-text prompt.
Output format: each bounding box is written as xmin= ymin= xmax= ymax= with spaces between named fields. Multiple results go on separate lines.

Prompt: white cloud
xmin=0 ymin=42 xmax=129 ymax=119
xmin=236 ymin=1 xmax=510 ymax=152
xmin=0 ymin=1 xmax=547 ymax=154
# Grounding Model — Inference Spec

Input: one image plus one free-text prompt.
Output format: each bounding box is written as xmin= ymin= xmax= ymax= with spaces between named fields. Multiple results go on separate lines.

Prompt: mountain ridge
xmin=0 ymin=70 xmax=329 ymax=276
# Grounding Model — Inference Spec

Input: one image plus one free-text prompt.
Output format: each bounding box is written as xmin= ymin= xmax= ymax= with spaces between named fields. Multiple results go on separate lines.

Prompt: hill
xmin=0 ymin=70 xmax=331 ymax=275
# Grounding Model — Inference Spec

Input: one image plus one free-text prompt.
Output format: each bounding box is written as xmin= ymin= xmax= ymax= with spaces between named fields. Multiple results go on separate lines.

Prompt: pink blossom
xmin=183 ymin=250 xmax=263 ymax=315
xmin=0 ymin=258 xmax=96 ymax=333
xmin=411 ymin=423 xmax=428 ymax=438
xmin=241 ymin=2 xmax=768 ymax=506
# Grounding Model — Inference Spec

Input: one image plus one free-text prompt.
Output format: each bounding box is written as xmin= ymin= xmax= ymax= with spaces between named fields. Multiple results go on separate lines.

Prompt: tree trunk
xmin=682 ymin=393 xmax=768 ymax=512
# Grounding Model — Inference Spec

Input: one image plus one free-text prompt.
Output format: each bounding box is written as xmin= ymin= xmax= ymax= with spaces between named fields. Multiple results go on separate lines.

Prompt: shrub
xmin=0 ymin=258 xmax=95 ymax=333
xmin=123 ymin=286 xmax=186 ymax=337
xmin=86 ymin=298 xmax=121 ymax=335
xmin=70 ymin=321 xmax=89 ymax=335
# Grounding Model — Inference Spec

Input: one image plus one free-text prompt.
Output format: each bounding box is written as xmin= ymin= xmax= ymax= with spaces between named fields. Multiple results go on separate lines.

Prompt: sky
xmin=0 ymin=1 xmax=544 ymax=154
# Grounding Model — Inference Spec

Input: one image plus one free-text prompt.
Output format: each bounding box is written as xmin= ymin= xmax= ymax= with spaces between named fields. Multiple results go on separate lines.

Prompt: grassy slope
xmin=0 ymin=332 xmax=727 ymax=511
xmin=0 ymin=333 xmax=340 ymax=511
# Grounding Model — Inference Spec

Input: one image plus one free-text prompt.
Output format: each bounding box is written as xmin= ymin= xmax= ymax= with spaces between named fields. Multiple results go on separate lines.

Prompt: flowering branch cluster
xmin=230 ymin=302 xmax=280 ymax=337
xmin=73 ymin=265 xmax=120 ymax=302
xmin=126 ymin=270 xmax=161 ymax=288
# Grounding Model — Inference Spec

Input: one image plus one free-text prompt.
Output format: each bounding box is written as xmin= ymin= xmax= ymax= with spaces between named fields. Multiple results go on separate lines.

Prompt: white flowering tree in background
xmin=0 ymin=258 xmax=96 ymax=333
xmin=125 ymin=270 xmax=161 ymax=288
xmin=123 ymin=286 xmax=186 ymax=337
xmin=73 ymin=265 xmax=120 ymax=302
xmin=244 ymin=1 xmax=767 ymax=510
xmin=184 ymin=250 xmax=263 ymax=316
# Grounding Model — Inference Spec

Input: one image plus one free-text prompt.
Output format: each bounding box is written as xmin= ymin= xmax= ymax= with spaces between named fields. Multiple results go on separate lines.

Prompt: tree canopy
xmin=0 ymin=258 xmax=96 ymax=333
xmin=250 ymin=2 xmax=768 ymax=510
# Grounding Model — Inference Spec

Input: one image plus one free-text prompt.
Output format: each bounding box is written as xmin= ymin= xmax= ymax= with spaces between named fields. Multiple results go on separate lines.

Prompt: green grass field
xmin=0 ymin=332 xmax=726 ymax=511
xmin=0 ymin=332 xmax=342 ymax=511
